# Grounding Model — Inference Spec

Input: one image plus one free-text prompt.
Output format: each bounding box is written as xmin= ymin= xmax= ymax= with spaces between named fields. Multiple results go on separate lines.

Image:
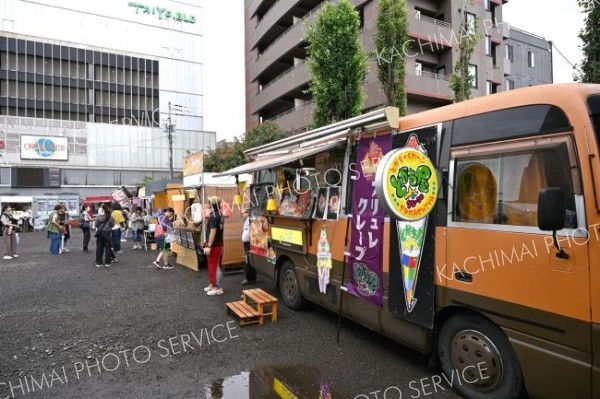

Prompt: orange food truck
xmin=216 ymin=84 xmax=600 ymax=398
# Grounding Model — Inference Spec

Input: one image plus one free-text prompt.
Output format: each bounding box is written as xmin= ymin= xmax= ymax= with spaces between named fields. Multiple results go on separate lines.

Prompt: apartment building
xmin=504 ymin=27 xmax=553 ymax=91
xmin=244 ymin=0 xmax=534 ymax=133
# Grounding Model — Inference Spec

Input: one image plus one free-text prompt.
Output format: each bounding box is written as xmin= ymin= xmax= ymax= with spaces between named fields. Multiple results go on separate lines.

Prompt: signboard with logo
xmin=183 ymin=152 xmax=204 ymax=176
xmin=20 ymin=136 xmax=68 ymax=161
xmin=128 ymin=2 xmax=196 ymax=24
xmin=375 ymin=128 xmax=439 ymax=328
xmin=270 ymin=225 xmax=306 ymax=254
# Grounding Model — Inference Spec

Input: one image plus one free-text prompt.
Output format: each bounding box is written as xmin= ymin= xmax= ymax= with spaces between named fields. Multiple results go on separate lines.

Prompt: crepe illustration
xmin=397 ymin=218 xmax=426 ymax=312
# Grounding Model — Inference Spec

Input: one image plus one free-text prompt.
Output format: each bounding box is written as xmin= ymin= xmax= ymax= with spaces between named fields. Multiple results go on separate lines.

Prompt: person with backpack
xmin=95 ymin=203 xmax=115 ymax=267
xmin=152 ymin=208 xmax=175 ymax=270
xmin=80 ymin=204 xmax=93 ymax=253
xmin=47 ymin=205 xmax=63 ymax=255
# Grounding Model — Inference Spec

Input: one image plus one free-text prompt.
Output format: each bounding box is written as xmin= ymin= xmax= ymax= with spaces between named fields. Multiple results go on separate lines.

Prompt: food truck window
xmin=451 ymin=138 xmax=580 ymax=228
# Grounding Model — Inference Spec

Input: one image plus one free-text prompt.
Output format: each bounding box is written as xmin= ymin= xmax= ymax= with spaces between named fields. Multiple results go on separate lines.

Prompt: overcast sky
xmin=200 ymin=0 xmax=586 ymax=143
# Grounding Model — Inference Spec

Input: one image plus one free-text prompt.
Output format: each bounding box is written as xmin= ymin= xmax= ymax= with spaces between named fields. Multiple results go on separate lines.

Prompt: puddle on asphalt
xmin=204 ymin=364 xmax=343 ymax=398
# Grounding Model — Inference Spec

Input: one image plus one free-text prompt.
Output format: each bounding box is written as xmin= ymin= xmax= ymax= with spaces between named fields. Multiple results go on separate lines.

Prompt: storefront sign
xmin=347 ymin=136 xmax=392 ymax=308
xmin=20 ymin=136 xmax=68 ymax=161
xmin=128 ymin=2 xmax=196 ymax=23
xmin=171 ymin=194 xmax=186 ymax=201
xmin=384 ymin=130 xmax=439 ymax=329
xmin=183 ymin=152 xmax=203 ymax=176
xmin=270 ymin=226 xmax=306 ymax=254
xmin=375 ymin=145 xmax=438 ymax=221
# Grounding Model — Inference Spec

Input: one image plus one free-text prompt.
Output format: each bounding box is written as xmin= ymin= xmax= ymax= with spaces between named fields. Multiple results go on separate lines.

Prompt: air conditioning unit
xmin=414 ymin=10 xmax=421 ymax=19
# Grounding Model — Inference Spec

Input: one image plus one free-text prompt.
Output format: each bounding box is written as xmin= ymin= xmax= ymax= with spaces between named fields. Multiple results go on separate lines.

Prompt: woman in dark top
xmin=203 ymin=197 xmax=224 ymax=296
xmin=94 ymin=203 xmax=115 ymax=267
xmin=80 ymin=204 xmax=93 ymax=253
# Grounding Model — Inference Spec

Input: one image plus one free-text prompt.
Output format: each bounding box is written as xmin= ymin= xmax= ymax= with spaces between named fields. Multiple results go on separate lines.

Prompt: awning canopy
xmin=213 ymin=139 xmax=346 ymax=178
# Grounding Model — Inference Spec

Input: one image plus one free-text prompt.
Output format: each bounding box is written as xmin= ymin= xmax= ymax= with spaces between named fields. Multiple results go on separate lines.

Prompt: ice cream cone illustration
xmin=397 ymin=217 xmax=427 ymax=313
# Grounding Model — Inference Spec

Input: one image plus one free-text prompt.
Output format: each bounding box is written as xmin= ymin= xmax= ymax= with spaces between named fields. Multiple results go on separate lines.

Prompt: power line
xmin=551 ymin=41 xmax=581 ymax=74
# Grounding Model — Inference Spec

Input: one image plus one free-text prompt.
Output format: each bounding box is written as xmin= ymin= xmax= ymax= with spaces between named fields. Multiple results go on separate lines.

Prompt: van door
xmin=585 ymin=94 xmax=600 ymax=397
xmin=442 ymin=134 xmax=591 ymax=398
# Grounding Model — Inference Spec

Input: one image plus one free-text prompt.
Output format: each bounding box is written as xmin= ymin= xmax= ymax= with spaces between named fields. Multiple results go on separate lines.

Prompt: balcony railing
xmin=405 ymin=67 xmax=452 ymax=99
xmin=257 ymin=1 xmax=328 ymax=59
xmin=410 ymin=10 xmax=451 ymax=29
xmin=269 ymin=99 xmax=314 ymax=122
xmin=260 ymin=59 xmax=306 ymax=91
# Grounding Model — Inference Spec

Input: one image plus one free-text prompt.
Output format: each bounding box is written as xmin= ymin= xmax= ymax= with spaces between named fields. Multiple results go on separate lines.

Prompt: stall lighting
xmin=266 ymin=198 xmax=278 ymax=212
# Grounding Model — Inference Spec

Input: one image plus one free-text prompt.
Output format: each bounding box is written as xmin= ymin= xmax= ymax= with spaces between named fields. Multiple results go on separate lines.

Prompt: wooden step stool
xmin=225 ymin=301 xmax=261 ymax=326
xmin=226 ymin=288 xmax=278 ymax=326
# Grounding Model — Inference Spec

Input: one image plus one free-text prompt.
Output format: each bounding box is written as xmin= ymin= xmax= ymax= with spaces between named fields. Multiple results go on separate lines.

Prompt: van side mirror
xmin=538 ymin=187 xmax=569 ymax=259
xmin=538 ymin=187 xmax=565 ymax=231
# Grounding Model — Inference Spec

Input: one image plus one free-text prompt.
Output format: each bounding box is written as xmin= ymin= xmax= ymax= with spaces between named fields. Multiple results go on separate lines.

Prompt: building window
xmin=415 ymin=62 xmax=423 ymax=76
xmin=485 ymin=36 xmax=492 ymax=56
xmin=505 ymin=79 xmax=514 ymax=91
xmin=465 ymin=12 xmax=476 ymax=35
xmin=452 ymin=140 xmax=578 ymax=228
xmin=528 ymin=51 xmax=535 ymax=68
xmin=436 ymin=66 xmax=446 ymax=80
xmin=505 ymin=44 xmax=514 ymax=63
xmin=486 ymin=80 xmax=493 ymax=95
xmin=469 ymin=64 xmax=477 ymax=88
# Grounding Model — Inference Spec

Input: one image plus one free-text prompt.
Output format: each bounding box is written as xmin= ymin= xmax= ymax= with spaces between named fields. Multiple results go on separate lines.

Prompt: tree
xmin=374 ymin=0 xmax=409 ymax=115
xmin=203 ymin=122 xmax=288 ymax=173
xmin=576 ymin=0 xmax=600 ymax=83
xmin=450 ymin=2 xmax=481 ymax=102
xmin=306 ymin=0 xmax=367 ymax=128
xmin=136 ymin=175 xmax=155 ymax=188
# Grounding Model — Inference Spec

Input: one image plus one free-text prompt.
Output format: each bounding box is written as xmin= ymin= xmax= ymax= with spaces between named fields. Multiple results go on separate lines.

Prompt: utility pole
xmin=166 ymin=101 xmax=174 ymax=179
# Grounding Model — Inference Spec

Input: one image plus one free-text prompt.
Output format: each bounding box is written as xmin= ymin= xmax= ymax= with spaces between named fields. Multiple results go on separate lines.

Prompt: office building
xmin=504 ymin=27 xmax=553 ymax=91
xmin=0 ymin=0 xmax=213 ymax=197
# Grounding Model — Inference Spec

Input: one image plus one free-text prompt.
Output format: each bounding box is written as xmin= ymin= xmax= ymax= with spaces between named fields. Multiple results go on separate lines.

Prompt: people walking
xmin=47 ymin=205 xmax=62 ymax=255
xmin=80 ymin=204 xmax=93 ymax=253
xmin=58 ymin=205 xmax=71 ymax=254
xmin=130 ymin=207 xmax=145 ymax=250
xmin=240 ymin=208 xmax=256 ymax=285
xmin=153 ymin=208 xmax=175 ymax=270
xmin=110 ymin=204 xmax=125 ymax=257
xmin=95 ymin=204 xmax=115 ymax=267
xmin=1 ymin=206 xmax=19 ymax=259
xmin=203 ymin=197 xmax=225 ymax=296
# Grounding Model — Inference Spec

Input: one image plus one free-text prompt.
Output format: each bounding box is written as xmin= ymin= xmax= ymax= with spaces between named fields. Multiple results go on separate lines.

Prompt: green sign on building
xmin=128 ymin=2 xmax=196 ymax=24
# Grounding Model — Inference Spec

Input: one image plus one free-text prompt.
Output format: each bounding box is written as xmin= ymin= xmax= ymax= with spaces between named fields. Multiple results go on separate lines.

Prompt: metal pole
xmin=167 ymin=101 xmax=174 ymax=179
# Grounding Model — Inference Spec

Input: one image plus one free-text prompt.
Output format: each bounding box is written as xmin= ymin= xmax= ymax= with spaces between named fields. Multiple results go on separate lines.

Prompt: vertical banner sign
xmin=376 ymin=128 xmax=439 ymax=328
xmin=348 ymin=136 xmax=391 ymax=307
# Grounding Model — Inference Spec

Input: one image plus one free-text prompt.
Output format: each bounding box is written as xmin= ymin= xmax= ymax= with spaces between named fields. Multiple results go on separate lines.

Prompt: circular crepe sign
xmin=375 ymin=148 xmax=439 ymax=221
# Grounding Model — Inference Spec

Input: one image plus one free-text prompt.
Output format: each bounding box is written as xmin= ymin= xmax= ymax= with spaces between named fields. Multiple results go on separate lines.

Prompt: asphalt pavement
xmin=0 ymin=229 xmax=460 ymax=399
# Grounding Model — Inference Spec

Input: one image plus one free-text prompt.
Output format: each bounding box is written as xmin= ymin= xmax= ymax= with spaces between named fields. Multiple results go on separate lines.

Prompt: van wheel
xmin=279 ymin=261 xmax=308 ymax=310
xmin=438 ymin=314 xmax=527 ymax=399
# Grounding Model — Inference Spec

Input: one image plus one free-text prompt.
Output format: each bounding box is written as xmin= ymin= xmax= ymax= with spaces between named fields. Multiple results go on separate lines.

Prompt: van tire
xmin=278 ymin=260 xmax=308 ymax=310
xmin=438 ymin=314 xmax=527 ymax=399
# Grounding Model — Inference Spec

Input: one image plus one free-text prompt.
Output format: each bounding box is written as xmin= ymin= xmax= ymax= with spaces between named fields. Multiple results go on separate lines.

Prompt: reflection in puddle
xmin=204 ymin=372 xmax=250 ymax=399
xmin=205 ymin=364 xmax=342 ymax=398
